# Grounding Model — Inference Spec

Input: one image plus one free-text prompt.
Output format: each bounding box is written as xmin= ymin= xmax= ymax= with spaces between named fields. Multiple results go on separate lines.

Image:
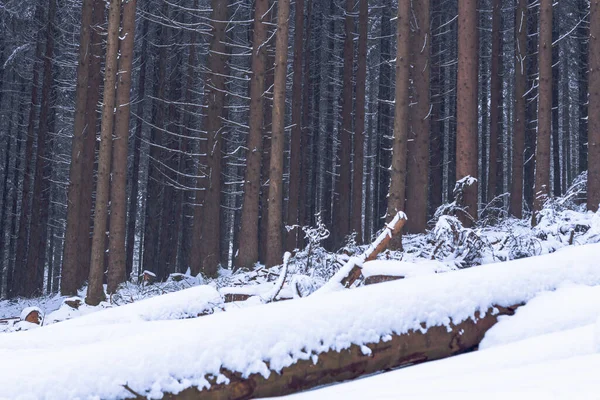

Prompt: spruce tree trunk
xmin=61 ymin=0 xmax=96 ymax=296
xmin=125 ymin=11 xmax=149 ymax=278
xmin=86 ymin=0 xmax=121 ymax=306
xmin=298 ymin=0 xmax=313 ymax=232
xmin=588 ymin=0 xmax=600 ymax=210
xmin=510 ymin=0 xmax=527 ymax=218
xmin=533 ymin=0 xmax=553 ymax=225
xmin=191 ymin=0 xmax=227 ymax=277
xmin=487 ymin=0 xmax=501 ymax=203
xmin=108 ymin=0 xmax=137 ymax=293
xmin=405 ymin=0 xmax=430 ymax=234
xmin=351 ymin=0 xmax=368 ymax=242
xmin=266 ymin=0 xmax=291 ymax=267
xmin=143 ymin=2 xmax=169 ymax=278
xmin=333 ymin=0 xmax=354 ymax=248
xmin=386 ymin=0 xmax=410 ymax=248
xmin=235 ymin=0 xmax=270 ymax=270
xmin=24 ymin=0 xmax=58 ymax=297
xmin=15 ymin=4 xmax=44 ymax=297
xmin=286 ymin=0 xmax=305 ymax=251
xmin=76 ymin=0 xmax=105 ymax=289
xmin=456 ymin=0 xmax=479 ymax=226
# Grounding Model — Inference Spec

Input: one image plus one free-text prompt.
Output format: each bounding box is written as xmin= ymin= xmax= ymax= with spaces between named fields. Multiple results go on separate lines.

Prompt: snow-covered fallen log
xmin=2 ymin=243 xmax=600 ymax=399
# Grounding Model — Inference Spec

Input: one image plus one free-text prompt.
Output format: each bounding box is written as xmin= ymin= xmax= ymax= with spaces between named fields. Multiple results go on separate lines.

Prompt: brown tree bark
xmin=235 ymin=0 xmax=270 ymax=270
xmin=456 ymin=0 xmax=479 ymax=226
xmin=285 ymin=0 xmax=305 ymax=251
xmin=195 ymin=0 xmax=228 ymax=277
xmin=125 ymin=10 xmax=149 ymax=278
xmin=429 ymin=21 xmax=443 ymax=218
xmin=588 ymin=0 xmax=600 ymax=210
xmin=386 ymin=0 xmax=410 ymax=246
xmin=265 ymin=0 xmax=291 ymax=267
xmin=23 ymin=0 xmax=58 ymax=297
xmin=14 ymin=4 xmax=44 ymax=297
xmin=532 ymin=0 xmax=553 ymax=225
xmin=142 ymin=2 xmax=169 ymax=277
xmin=298 ymin=0 xmax=313 ymax=232
xmin=351 ymin=0 xmax=368 ymax=242
xmin=333 ymin=0 xmax=354 ymax=248
xmin=510 ymin=0 xmax=527 ymax=218
xmin=86 ymin=0 xmax=121 ymax=306
xmin=61 ymin=0 xmax=97 ymax=296
xmin=487 ymin=0 xmax=501 ymax=202
xmin=405 ymin=0 xmax=430 ymax=234
xmin=107 ymin=0 xmax=137 ymax=294
xmin=76 ymin=0 xmax=106 ymax=289
xmin=162 ymin=304 xmax=519 ymax=399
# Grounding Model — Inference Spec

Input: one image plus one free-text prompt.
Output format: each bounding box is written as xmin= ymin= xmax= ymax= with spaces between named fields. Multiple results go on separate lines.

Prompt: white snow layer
xmin=2 ymin=243 xmax=600 ymax=399
xmin=361 ymin=259 xmax=454 ymax=278
xmin=282 ymin=284 xmax=600 ymax=399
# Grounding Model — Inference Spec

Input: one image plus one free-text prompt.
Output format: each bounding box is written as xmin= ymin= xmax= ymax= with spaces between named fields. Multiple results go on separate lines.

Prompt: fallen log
xmin=314 ymin=212 xmax=407 ymax=294
xmin=163 ymin=303 xmax=520 ymax=400
xmin=364 ymin=275 xmax=404 ymax=285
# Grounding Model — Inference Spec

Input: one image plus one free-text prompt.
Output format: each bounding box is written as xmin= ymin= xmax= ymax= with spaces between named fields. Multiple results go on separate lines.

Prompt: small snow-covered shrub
xmin=430 ymin=215 xmax=490 ymax=268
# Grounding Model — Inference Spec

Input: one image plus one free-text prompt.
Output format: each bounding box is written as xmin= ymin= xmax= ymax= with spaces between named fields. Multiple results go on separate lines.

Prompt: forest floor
xmin=1 ymin=176 xmax=600 ymax=397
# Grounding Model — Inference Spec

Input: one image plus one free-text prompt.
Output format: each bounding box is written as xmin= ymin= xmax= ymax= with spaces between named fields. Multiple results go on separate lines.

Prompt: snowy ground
xmin=281 ymin=284 xmax=600 ymax=399
xmin=1 ymin=243 xmax=600 ymax=399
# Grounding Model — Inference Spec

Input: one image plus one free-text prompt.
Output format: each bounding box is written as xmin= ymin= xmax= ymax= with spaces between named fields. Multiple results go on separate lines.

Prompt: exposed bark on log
xmin=162 ymin=304 xmax=520 ymax=400
xmin=364 ymin=275 xmax=404 ymax=285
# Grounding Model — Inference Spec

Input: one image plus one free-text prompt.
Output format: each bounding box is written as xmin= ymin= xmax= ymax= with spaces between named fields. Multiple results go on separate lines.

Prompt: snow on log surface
xmin=2 ymin=244 xmax=600 ymax=399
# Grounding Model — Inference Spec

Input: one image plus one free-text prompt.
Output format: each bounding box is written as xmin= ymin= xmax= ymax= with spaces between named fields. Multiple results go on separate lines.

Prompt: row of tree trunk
xmin=0 ymin=0 xmax=598 ymax=298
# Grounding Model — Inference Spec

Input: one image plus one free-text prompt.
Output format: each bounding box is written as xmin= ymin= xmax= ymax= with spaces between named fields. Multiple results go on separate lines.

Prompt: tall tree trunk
xmin=386 ymin=0 xmax=410 ymax=249
xmin=266 ymin=0 xmax=291 ymax=267
xmin=510 ymin=0 xmax=527 ymax=218
xmin=192 ymin=0 xmax=227 ymax=277
xmin=107 ymin=0 xmax=137 ymax=293
xmin=551 ymin=15 xmax=561 ymax=197
xmin=177 ymin=3 xmax=200 ymax=274
xmin=578 ymin=0 xmax=589 ymax=175
xmin=532 ymin=0 xmax=553 ymax=225
xmin=142 ymin=3 xmax=169 ymax=277
xmin=15 ymin=4 xmax=44 ymax=297
xmin=333 ymin=0 xmax=354 ymax=248
xmin=0 ymin=93 xmax=15 ymax=297
xmin=77 ymin=0 xmax=106 ymax=289
xmin=235 ymin=0 xmax=270 ymax=270
xmin=588 ymin=0 xmax=600 ymax=210
xmin=298 ymin=0 xmax=313 ymax=232
xmin=405 ymin=0 xmax=430 ymax=234
xmin=86 ymin=0 xmax=121 ymax=306
xmin=125 ymin=10 xmax=149 ymax=278
xmin=377 ymin=0 xmax=392 ymax=234
xmin=286 ymin=0 xmax=305 ymax=251
xmin=351 ymin=0 xmax=368 ymax=241
xmin=524 ymin=6 xmax=538 ymax=212
xmin=6 ymin=82 xmax=26 ymax=298
xmin=61 ymin=0 xmax=96 ymax=296
xmin=24 ymin=0 xmax=58 ymax=297
xmin=487 ymin=0 xmax=501 ymax=203
xmin=456 ymin=0 xmax=479 ymax=226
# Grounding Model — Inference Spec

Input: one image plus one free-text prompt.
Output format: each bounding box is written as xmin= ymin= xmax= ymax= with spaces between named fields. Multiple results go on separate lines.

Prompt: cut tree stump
xmin=20 ymin=308 xmax=43 ymax=325
xmin=161 ymin=303 xmax=520 ymax=400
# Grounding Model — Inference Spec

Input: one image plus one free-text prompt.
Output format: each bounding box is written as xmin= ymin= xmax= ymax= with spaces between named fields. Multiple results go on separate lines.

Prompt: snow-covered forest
xmin=1 ymin=0 xmax=600 ymax=397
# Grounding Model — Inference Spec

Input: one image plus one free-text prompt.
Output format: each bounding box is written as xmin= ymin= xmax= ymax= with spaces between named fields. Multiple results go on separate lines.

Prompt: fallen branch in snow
xmin=260 ymin=252 xmax=291 ymax=303
xmin=165 ymin=303 xmax=520 ymax=400
xmin=313 ymin=212 xmax=407 ymax=294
